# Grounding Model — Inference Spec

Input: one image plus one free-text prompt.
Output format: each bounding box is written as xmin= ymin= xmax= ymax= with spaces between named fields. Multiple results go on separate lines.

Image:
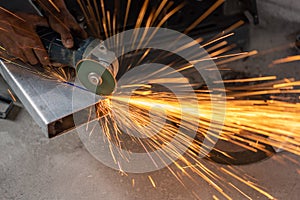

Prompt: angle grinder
xmin=39 ymin=29 xmax=119 ymax=96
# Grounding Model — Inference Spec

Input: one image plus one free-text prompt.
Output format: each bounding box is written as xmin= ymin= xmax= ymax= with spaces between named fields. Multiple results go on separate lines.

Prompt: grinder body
xmin=39 ymin=29 xmax=118 ymax=96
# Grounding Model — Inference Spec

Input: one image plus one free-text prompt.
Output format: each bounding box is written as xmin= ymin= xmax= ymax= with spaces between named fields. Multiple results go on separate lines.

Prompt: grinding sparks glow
xmin=7 ymin=89 xmax=16 ymax=102
xmin=148 ymin=176 xmax=156 ymax=188
xmin=94 ymin=74 xmax=300 ymax=199
xmin=273 ymin=55 xmax=300 ymax=65
xmin=0 ymin=6 xmax=25 ymax=22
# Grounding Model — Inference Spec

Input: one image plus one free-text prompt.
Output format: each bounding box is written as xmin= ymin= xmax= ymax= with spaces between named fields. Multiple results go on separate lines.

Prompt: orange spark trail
xmin=148 ymin=176 xmax=157 ymax=188
xmin=0 ymin=7 xmax=25 ymax=21
xmin=273 ymin=55 xmax=300 ymax=64
xmin=7 ymin=89 xmax=16 ymax=102
xmin=184 ymin=0 xmax=225 ymax=34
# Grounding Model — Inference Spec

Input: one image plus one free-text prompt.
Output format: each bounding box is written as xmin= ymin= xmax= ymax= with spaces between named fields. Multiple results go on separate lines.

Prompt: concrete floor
xmin=1 ymin=1 xmax=300 ymax=200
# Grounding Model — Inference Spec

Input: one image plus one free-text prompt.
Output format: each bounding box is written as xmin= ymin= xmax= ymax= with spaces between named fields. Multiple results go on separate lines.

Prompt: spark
xmin=202 ymin=33 xmax=235 ymax=48
xmin=212 ymin=195 xmax=220 ymax=200
xmin=120 ymin=84 xmax=152 ymax=89
xmin=132 ymin=178 xmax=135 ymax=188
xmin=221 ymin=168 xmax=274 ymax=199
xmin=134 ymin=0 xmax=149 ymax=29
xmin=93 ymin=0 xmax=102 ymax=35
xmin=273 ymin=55 xmax=300 ymax=65
xmin=123 ymin=0 xmax=132 ymax=31
xmin=212 ymin=52 xmax=254 ymax=60
xmin=100 ymin=0 xmax=109 ymax=39
xmin=0 ymin=6 xmax=25 ymax=22
xmin=184 ymin=0 xmax=225 ymax=34
xmin=155 ymin=2 xmax=185 ymax=29
xmin=7 ymin=89 xmax=16 ymax=102
xmin=215 ymin=76 xmax=277 ymax=83
xmin=77 ymin=0 xmax=97 ymax=36
xmin=273 ymin=80 xmax=300 ymax=88
xmin=47 ymin=0 xmax=60 ymax=12
xmin=218 ymin=20 xmax=245 ymax=37
xmin=210 ymin=44 xmax=237 ymax=58
xmin=216 ymin=50 xmax=258 ymax=66
xmin=150 ymin=0 xmax=169 ymax=27
xmin=206 ymin=41 xmax=228 ymax=53
xmin=148 ymin=176 xmax=156 ymax=188
xmin=229 ymin=182 xmax=253 ymax=200
xmin=90 ymin=1 xmax=101 ymax=36
xmin=148 ymin=78 xmax=190 ymax=84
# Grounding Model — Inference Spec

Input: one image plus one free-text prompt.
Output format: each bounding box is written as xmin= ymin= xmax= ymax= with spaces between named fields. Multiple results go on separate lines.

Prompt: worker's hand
xmin=0 ymin=10 xmax=50 ymax=65
xmin=37 ymin=0 xmax=88 ymax=49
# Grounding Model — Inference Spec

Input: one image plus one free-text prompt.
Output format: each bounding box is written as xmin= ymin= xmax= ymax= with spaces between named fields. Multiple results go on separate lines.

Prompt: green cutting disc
xmin=76 ymin=59 xmax=116 ymax=96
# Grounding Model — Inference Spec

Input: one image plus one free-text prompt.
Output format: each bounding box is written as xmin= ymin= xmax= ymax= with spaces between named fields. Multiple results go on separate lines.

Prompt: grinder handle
xmin=37 ymin=27 xmax=93 ymax=67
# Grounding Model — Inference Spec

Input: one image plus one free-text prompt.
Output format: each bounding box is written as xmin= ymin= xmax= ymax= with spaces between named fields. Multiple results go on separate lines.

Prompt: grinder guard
xmin=39 ymin=29 xmax=118 ymax=96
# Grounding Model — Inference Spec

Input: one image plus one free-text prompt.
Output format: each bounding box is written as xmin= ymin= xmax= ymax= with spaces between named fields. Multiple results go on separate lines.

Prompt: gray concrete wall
xmin=257 ymin=0 xmax=300 ymax=23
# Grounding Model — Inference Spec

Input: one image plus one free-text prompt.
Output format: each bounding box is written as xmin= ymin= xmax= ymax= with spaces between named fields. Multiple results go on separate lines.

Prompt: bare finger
xmin=48 ymin=16 xmax=74 ymax=48
xmin=23 ymin=48 xmax=38 ymax=65
xmin=33 ymin=43 xmax=50 ymax=66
